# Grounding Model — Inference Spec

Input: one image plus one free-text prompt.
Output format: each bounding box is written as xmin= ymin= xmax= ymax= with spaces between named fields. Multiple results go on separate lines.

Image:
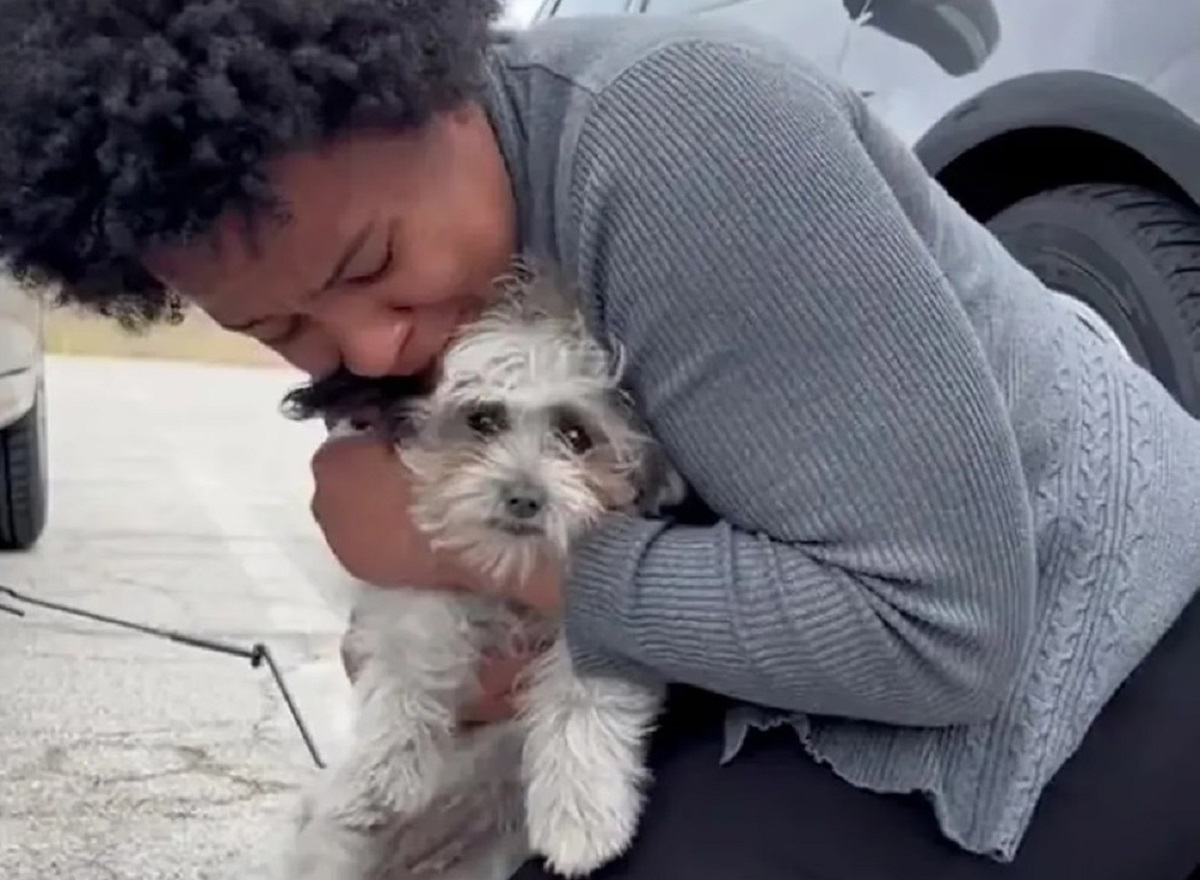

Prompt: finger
xmin=476 ymin=651 xmax=537 ymax=693
xmin=310 ymin=432 xmax=394 ymax=481
xmin=459 ymin=690 xmax=518 ymax=727
xmin=458 ymin=652 xmax=539 ymax=726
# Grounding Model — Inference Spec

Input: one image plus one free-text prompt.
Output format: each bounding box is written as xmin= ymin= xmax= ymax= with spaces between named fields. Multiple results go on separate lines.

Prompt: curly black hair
xmin=0 ymin=0 xmax=501 ymax=328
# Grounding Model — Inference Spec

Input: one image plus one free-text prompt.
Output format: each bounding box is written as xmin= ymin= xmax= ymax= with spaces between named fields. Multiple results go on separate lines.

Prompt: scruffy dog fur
xmin=278 ymin=264 xmax=687 ymax=880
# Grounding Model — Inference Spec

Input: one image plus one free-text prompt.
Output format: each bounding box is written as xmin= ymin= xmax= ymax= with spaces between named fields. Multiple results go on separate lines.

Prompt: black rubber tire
xmin=986 ymin=183 xmax=1200 ymax=416
xmin=0 ymin=384 xmax=48 ymax=551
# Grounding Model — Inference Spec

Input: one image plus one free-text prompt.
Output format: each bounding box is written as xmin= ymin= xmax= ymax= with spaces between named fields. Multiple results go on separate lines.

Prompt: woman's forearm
xmin=563 ymin=513 xmax=1029 ymax=727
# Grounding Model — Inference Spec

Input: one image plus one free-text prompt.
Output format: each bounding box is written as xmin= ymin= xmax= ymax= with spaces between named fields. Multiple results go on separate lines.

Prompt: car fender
xmin=0 ymin=276 xmax=42 ymax=430
xmin=0 ymin=358 xmax=39 ymax=431
xmin=913 ymin=70 xmax=1200 ymax=207
xmin=1151 ymin=48 xmax=1200 ymax=138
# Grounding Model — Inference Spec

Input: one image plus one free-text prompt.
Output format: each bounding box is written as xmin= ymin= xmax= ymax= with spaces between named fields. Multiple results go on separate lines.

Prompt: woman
xmin=2 ymin=1 xmax=1200 ymax=877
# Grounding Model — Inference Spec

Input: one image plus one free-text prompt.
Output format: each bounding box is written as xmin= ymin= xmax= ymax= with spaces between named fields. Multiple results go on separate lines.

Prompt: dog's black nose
xmin=504 ymin=484 xmax=545 ymax=520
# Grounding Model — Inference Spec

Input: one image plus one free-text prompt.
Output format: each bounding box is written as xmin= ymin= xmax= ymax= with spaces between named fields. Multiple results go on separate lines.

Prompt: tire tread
xmin=997 ymin=182 xmax=1200 ymax=362
xmin=0 ymin=398 xmax=47 ymax=551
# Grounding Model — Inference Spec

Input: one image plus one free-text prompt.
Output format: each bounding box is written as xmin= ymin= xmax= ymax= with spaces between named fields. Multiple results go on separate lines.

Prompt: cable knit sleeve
xmin=557 ymin=38 xmax=1037 ymax=726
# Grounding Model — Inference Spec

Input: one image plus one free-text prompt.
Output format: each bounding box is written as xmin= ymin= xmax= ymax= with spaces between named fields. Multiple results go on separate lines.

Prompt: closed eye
xmin=345 ymin=238 xmax=394 ymax=287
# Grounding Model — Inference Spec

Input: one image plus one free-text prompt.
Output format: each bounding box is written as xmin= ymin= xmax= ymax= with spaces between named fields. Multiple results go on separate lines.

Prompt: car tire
xmin=0 ymin=384 xmax=48 ymax=551
xmin=986 ymin=183 xmax=1200 ymax=416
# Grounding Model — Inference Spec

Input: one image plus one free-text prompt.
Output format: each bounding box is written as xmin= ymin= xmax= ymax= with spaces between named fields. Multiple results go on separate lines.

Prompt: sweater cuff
xmin=561 ymin=512 xmax=742 ymax=687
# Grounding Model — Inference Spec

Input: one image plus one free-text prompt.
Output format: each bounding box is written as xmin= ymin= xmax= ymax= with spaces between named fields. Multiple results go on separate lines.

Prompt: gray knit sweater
xmin=483 ymin=16 xmax=1200 ymax=862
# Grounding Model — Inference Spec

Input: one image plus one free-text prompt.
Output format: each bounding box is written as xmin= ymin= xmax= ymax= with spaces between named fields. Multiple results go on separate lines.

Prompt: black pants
xmin=515 ymin=593 xmax=1200 ymax=880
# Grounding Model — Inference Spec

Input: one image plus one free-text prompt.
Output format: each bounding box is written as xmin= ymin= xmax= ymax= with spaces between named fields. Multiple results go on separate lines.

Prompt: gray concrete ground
xmin=0 ymin=356 xmax=359 ymax=880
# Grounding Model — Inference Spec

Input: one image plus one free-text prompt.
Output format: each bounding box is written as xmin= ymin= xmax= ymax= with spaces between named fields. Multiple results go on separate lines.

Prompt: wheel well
xmin=935 ymin=127 xmax=1192 ymax=223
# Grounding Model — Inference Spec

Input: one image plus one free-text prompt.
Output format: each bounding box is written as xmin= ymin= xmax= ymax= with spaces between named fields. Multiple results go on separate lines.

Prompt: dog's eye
xmin=556 ymin=418 xmax=593 ymax=454
xmin=465 ymin=402 xmax=507 ymax=436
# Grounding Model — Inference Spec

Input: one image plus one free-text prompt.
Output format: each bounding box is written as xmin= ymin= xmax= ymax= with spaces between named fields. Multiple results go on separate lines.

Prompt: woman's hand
xmin=341 ymin=622 xmax=543 ymax=725
xmin=309 ymin=433 xmax=470 ymax=591
xmin=313 ymin=431 xmax=566 ymax=723
xmin=311 ymin=431 xmax=568 ymax=610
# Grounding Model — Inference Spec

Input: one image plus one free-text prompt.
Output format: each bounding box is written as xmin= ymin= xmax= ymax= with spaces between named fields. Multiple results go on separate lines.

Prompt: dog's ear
xmin=492 ymin=256 xmax=582 ymax=324
xmin=634 ymin=441 xmax=689 ymax=517
xmin=280 ymin=368 xmax=430 ymax=439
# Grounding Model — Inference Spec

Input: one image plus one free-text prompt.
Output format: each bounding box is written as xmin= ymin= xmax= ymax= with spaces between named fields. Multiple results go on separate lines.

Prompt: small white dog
xmin=278 ymin=263 xmax=687 ymax=880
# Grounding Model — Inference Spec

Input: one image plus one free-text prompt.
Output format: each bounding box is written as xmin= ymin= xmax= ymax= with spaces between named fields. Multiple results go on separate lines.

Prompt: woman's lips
xmin=389 ymin=299 xmax=484 ymax=377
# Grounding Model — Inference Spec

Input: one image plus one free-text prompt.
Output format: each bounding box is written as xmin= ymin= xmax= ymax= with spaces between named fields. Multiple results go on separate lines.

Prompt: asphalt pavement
xmin=0 ymin=356 xmax=359 ymax=880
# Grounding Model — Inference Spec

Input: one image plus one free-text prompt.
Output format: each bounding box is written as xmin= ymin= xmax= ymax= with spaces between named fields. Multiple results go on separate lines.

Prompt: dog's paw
xmin=518 ymin=641 xmax=661 ymax=877
xmin=524 ymin=760 xmax=643 ymax=877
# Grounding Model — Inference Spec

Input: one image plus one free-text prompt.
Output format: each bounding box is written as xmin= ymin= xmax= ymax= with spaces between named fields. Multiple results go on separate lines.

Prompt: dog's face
xmin=400 ymin=282 xmax=663 ymax=585
xmin=280 ymin=262 xmax=687 ymax=587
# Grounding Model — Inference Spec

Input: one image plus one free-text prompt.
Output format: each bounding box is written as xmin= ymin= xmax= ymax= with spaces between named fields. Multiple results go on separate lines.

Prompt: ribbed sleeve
xmin=557 ymin=40 xmax=1038 ymax=726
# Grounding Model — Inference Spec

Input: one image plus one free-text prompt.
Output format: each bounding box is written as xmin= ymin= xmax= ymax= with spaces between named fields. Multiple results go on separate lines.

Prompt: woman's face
xmin=144 ymin=105 xmax=516 ymax=378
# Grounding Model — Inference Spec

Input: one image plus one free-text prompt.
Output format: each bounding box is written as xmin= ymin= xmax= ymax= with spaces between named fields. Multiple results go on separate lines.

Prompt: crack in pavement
xmin=1 ymin=739 xmax=300 ymax=821
xmin=3 ymin=356 xmax=341 ymax=879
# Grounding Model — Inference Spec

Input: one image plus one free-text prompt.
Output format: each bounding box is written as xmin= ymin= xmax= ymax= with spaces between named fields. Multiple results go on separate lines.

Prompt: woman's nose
xmin=323 ymin=309 xmax=412 ymax=378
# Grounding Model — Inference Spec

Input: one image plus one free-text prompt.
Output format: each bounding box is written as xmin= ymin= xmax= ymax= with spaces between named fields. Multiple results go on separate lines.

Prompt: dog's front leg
xmin=283 ymin=717 xmax=529 ymax=880
xmin=519 ymin=635 xmax=666 ymax=878
xmin=332 ymin=587 xmax=486 ymax=817
xmin=284 ymin=588 xmax=485 ymax=880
